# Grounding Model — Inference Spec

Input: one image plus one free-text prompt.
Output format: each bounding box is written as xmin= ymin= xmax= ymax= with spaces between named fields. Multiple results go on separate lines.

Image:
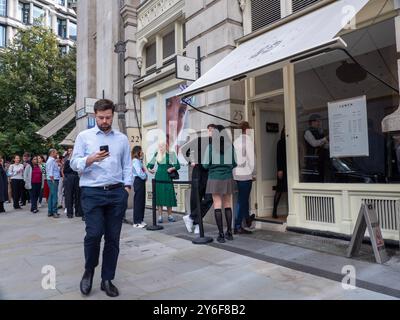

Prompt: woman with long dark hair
xmin=203 ymin=125 xmax=237 ymax=243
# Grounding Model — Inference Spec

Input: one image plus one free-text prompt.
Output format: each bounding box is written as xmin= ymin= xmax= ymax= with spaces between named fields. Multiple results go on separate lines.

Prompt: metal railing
xmin=147 ymin=178 xmax=213 ymax=244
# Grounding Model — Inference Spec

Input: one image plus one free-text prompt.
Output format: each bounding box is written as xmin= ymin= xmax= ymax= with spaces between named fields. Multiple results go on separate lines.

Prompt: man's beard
xmin=99 ymin=124 xmax=112 ymax=132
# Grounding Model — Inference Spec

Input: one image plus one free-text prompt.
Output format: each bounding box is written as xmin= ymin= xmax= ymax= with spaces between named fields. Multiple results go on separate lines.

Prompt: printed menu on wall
xmin=328 ymin=95 xmax=369 ymax=158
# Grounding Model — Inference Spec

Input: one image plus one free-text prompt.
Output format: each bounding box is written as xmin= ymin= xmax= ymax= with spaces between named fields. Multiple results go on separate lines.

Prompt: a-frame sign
xmin=347 ymin=203 xmax=389 ymax=264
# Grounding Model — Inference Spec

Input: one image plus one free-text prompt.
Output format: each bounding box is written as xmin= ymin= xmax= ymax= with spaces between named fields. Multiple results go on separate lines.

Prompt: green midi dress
xmin=147 ymin=152 xmax=181 ymax=207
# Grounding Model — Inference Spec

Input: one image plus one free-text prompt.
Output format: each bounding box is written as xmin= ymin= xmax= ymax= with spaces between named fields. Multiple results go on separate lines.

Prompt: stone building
xmin=74 ymin=0 xmax=400 ymax=241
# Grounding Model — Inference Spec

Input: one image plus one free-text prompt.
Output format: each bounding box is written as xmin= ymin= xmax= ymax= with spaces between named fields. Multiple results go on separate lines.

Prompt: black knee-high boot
xmin=214 ymin=209 xmax=225 ymax=243
xmin=224 ymin=208 xmax=233 ymax=240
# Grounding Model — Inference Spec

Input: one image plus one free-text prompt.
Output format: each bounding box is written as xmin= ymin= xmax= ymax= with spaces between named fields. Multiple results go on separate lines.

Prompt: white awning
xmin=36 ymin=103 xmax=76 ymax=139
xmin=59 ymin=127 xmax=78 ymax=146
xmin=179 ymin=0 xmax=369 ymax=98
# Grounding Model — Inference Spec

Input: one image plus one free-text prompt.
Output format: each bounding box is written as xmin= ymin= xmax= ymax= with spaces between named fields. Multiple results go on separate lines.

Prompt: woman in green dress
xmin=147 ymin=142 xmax=181 ymax=223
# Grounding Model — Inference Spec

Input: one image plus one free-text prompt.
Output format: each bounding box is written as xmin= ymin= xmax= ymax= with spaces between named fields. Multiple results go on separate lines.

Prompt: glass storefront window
xmin=295 ymin=17 xmax=399 ymax=184
xmin=255 ymin=69 xmax=283 ymax=95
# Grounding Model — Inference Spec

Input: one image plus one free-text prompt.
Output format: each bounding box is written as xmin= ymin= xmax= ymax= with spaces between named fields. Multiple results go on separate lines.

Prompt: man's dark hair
xmin=207 ymin=123 xmax=216 ymax=129
xmin=94 ymin=99 xmax=115 ymax=113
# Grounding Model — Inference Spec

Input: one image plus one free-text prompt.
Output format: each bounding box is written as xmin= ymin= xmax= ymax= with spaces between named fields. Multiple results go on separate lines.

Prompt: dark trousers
xmin=190 ymin=165 xmax=213 ymax=225
xmin=81 ymin=186 xmax=128 ymax=281
xmin=0 ymin=201 xmax=4 ymax=212
xmin=235 ymin=180 xmax=253 ymax=230
xmin=65 ymin=174 xmax=82 ymax=217
xmin=30 ymin=183 xmax=41 ymax=211
xmin=11 ymin=179 xmax=24 ymax=209
xmin=133 ymin=178 xmax=146 ymax=224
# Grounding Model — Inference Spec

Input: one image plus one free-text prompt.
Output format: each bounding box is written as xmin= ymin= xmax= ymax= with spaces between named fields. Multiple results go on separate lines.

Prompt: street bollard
xmin=192 ymin=178 xmax=213 ymax=245
xmin=147 ymin=179 xmax=163 ymax=231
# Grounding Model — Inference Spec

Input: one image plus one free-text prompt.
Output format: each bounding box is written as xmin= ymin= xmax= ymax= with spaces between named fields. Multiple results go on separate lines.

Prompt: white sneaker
xmin=140 ymin=221 xmax=147 ymax=228
xmin=194 ymin=224 xmax=200 ymax=234
xmin=133 ymin=223 xmax=145 ymax=228
xmin=183 ymin=215 xmax=194 ymax=233
xmin=38 ymin=203 xmax=42 ymax=208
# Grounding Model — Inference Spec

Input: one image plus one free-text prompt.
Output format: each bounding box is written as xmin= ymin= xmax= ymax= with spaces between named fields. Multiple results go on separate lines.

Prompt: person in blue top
xmin=46 ymin=149 xmax=61 ymax=218
xmin=71 ymin=99 xmax=132 ymax=298
xmin=131 ymin=146 xmax=148 ymax=228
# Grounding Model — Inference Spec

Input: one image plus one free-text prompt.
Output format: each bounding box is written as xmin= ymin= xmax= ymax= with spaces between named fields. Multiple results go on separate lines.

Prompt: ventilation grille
xmin=362 ymin=199 xmax=399 ymax=231
xmin=305 ymin=196 xmax=335 ymax=223
xmin=251 ymin=0 xmax=281 ymax=32
xmin=292 ymin=0 xmax=321 ymax=13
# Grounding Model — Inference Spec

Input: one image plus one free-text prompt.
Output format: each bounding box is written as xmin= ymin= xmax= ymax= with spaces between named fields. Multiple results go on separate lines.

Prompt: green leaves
xmin=0 ymin=24 xmax=76 ymax=158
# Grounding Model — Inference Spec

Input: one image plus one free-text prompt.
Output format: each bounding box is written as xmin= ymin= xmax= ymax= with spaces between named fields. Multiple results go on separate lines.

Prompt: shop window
xmin=292 ymin=0 xmax=321 ymax=13
xmin=0 ymin=0 xmax=7 ymax=17
xmin=145 ymin=42 xmax=156 ymax=70
xmin=162 ymin=30 xmax=175 ymax=60
xmin=295 ymin=18 xmax=399 ymax=184
xmin=255 ymin=69 xmax=283 ymax=95
xmin=251 ymin=0 xmax=281 ymax=32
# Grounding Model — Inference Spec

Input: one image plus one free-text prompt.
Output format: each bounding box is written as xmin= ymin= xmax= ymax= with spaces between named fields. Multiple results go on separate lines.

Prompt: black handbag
xmin=168 ymin=169 xmax=179 ymax=180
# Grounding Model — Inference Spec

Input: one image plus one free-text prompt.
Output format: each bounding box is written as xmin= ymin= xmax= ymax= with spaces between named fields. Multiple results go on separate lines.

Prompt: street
xmin=0 ymin=203 xmax=396 ymax=300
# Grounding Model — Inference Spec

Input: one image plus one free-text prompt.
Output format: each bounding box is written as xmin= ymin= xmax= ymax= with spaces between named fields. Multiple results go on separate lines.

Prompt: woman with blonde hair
xmin=147 ymin=141 xmax=180 ymax=223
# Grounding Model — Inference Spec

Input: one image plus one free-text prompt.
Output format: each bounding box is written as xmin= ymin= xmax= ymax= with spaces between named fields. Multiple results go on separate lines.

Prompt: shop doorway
xmin=252 ymin=94 xmax=288 ymax=222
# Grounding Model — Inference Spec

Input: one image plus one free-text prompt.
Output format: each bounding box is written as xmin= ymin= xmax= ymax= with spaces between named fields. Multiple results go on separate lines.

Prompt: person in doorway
xmin=304 ymin=114 xmax=329 ymax=182
xmin=182 ymin=125 xmax=215 ymax=235
xmin=131 ymin=146 xmax=147 ymax=228
xmin=46 ymin=149 xmax=61 ymax=218
xmin=8 ymin=155 xmax=24 ymax=210
xmin=147 ymin=141 xmax=180 ymax=223
xmin=203 ymin=124 xmax=237 ymax=243
xmin=0 ymin=157 xmax=8 ymax=213
xmin=233 ymin=121 xmax=256 ymax=234
xmin=71 ymin=99 xmax=132 ymax=298
xmin=272 ymin=127 xmax=288 ymax=219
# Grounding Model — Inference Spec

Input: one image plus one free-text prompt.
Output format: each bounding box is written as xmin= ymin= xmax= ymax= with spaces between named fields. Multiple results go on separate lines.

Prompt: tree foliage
xmin=0 ymin=24 xmax=76 ymax=159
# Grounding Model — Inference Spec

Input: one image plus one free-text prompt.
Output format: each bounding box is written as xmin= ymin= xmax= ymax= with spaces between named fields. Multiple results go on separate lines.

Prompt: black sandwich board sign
xmin=347 ymin=203 xmax=389 ymax=264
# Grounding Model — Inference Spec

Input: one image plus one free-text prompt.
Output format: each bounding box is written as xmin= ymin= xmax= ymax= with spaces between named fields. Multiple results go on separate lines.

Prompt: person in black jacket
xmin=272 ymin=128 xmax=287 ymax=219
xmin=0 ymin=157 xmax=8 ymax=213
xmin=63 ymin=148 xmax=82 ymax=219
xmin=181 ymin=126 xmax=215 ymax=234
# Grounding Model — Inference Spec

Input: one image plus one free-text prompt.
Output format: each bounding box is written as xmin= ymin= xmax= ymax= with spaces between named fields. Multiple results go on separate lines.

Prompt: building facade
xmin=0 ymin=0 xmax=77 ymax=52
xmin=76 ymin=0 xmax=400 ymax=241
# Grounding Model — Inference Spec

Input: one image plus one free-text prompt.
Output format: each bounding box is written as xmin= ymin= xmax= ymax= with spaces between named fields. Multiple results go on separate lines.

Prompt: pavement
xmin=0 ymin=202 xmax=399 ymax=300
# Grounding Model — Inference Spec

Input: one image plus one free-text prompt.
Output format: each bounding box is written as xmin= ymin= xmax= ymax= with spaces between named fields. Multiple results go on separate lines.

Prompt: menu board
xmin=328 ymin=96 xmax=369 ymax=158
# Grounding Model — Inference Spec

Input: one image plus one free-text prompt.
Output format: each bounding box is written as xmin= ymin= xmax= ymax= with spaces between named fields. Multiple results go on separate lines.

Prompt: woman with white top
xmin=233 ymin=122 xmax=256 ymax=234
xmin=131 ymin=146 xmax=148 ymax=228
xmin=7 ymin=155 xmax=24 ymax=209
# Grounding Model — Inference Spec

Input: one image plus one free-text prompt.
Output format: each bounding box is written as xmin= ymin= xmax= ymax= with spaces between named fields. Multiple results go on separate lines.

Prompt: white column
xmin=174 ymin=21 xmax=183 ymax=55
xmin=29 ymin=2 xmax=33 ymax=24
xmin=66 ymin=18 xmax=70 ymax=39
xmin=156 ymin=34 xmax=162 ymax=68
xmin=52 ymin=13 xmax=58 ymax=35
xmin=14 ymin=0 xmax=19 ymax=21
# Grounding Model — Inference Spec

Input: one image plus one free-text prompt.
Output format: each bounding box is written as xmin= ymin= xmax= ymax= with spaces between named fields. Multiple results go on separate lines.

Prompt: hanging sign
xmin=328 ymin=95 xmax=369 ymax=158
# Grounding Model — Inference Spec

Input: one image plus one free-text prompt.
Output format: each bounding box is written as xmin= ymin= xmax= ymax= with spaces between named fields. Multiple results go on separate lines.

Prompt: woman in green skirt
xmin=147 ymin=142 xmax=180 ymax=223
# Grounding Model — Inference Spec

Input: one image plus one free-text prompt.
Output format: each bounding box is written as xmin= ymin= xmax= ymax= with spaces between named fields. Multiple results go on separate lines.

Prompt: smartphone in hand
xmin=100 ymin=145 xmax=109 ymax=153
